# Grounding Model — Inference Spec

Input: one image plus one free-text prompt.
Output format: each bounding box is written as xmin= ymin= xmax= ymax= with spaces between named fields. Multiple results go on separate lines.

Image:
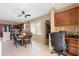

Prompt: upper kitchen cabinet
xmin=13 ymin=24 xmax=23 ymax=29
xmin=65 ymin=6 xmax=78 ymax=25
xmin=55 ymin=6 xmax=79 ymax=26
xmin=71 ymin=7 xmax=78 ymax=25
xmin=55 ymin=11 xmax=65 ymax=26
xmin=64 ymin=9 xmax=70 ymax=25
xmin=78 ymin=6 xmax=79 ymax=25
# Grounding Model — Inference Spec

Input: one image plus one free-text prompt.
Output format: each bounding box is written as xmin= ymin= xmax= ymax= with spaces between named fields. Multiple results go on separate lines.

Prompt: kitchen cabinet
xmin=71 ymin=7 xmax=78 ymax=25
xmin=65 ymin=37 xmax=79 ymax=56
xmin=55 ymin=11 xmax=65 ymax=26
xmin=72 ymin=6 xmax=79 ymax=25
xmin=78 ymin=6 xmax=79 ymax=25
xmin=55 ymin=6 xmax=79 ymax=26
xmin=64 ymin=9 xmax=70 ymax=25
xmin=65 ymin=7 xmax=78 ymax=25
xmin=13 ymin=24 xmax=23 ymax=29
xmin=0 ymin=24 xmax=4 ymax=37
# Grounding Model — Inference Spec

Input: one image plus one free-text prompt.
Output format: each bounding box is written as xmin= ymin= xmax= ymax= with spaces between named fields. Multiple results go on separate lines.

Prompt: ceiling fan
xmin=17 ymin=10 xmax=31 ymax=18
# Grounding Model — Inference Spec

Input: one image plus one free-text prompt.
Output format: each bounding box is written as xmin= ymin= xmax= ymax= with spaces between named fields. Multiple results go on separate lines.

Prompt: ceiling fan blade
xmin=25 ymin=14 xmax=31 ymax=16
xmin=17 ymin=10 xmax=31 ymax=18
xmin=25 ymin=15 xmax=27 ymax=18
xmin=18 ymin=14 xmax=22 ymax=17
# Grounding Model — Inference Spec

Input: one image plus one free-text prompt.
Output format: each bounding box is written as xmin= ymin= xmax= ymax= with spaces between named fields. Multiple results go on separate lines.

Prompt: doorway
xmin=45 ymin=20 xmax=51 ymax=46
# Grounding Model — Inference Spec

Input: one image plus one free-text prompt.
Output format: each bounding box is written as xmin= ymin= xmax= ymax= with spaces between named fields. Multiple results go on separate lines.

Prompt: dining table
xmin=19 ymin=35 xmax=29 ymax=46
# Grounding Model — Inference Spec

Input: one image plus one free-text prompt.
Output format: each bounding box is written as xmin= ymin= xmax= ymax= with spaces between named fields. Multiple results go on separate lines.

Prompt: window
xmin=23 ymin=24 xmax=26 ymax=30
xmin=31 ymin=22 xmax=36 ymax=34
xmin=31 ymin=20 xmax=41 ymax=35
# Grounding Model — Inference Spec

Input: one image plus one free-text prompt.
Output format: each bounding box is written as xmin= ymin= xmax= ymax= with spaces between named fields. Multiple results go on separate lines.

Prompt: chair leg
xmin=58 ymin=53 xmax=60 ymax=56
xmin=16 ymin=45 xmax=17 ymax=48
xmin=51 ymin=51 xmax=53 ymax=54
xmin=15 ymin=42 xmax=19 ymax=48
xmin=13 ymin=42 xmax=17 ymax=48
xmin=24 ymin=41 xmax=27 ymax=48
xmin=51 ymin=49 xmax=57 ymax=54
xmin=13 ymin=40 xmax=21 ymax=48
xmin=25 ymin=42 xmax=27 ymax=48
xmin=24 ymin=44 xmax=26 ymax=48
xmin=28 ymin=40 xmax=32 ymax=46
xmin=31 ymin=42 xmax=32 ymax=46
xmin=30 ymin=41 xmax=32 ymax=46
xmin=51 ymin=49 xmax=61 ymax=56
xmin=13 ymin=42 xmax=15 ymax=46
xmin=58 ymin=51 xmax=61 ymax=56
xmin=51 ymin=49 xmax=55 ymax=54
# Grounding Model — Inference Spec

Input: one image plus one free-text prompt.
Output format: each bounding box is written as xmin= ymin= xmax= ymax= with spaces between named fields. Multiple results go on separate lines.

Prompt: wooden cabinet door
xmin=55 ymin=13 xmax=60 ymax=26
xmin=65 ymin=10 xmax=70 ymax=25
xmin=55 ymin=6 xmax=79 ymax=26
xmin=65 ymin=7 xmax=78 ymax=25
xmin=65 ymin=8 xmax=75 ymax=25
xmin=55 ymin=11 xmax=65 ymax=26
xmin=78 ymin=6 xmax=79 ymax=25
xmin=71 ymin=7 xmax=78 ymax=25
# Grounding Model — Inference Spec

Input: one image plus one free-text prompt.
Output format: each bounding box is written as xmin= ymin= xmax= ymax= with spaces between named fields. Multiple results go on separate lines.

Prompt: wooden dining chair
xmin=23 ymin=35 xmax=29 ymax=48
xmin=13 ymin=34 xmax=21 ymax=48
xmin=28 ymin=34 xmax=32 ymax=46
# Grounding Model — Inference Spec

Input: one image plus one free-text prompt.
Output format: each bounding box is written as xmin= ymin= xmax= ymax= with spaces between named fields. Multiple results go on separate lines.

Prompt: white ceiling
xmin=0 ymin=3 xmax=76 ymax=24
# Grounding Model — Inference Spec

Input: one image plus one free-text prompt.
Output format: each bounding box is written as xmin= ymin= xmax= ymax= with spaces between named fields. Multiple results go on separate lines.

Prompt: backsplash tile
xmin=55 ymin=25 xmax=79 ymax=35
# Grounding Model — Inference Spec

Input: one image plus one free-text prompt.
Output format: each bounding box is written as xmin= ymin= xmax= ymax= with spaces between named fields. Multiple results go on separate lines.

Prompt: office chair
xmin=50 ymin=32 xmax=66 ymax=56
xmin=59 ymin=31 xmax=67 ymax=36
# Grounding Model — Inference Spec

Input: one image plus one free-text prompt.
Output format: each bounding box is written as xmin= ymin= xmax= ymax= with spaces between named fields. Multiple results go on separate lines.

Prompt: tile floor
xmin=2 ymin=39 xmax=63 ymax=56
xmin=0 ymin=37 xmax=2 ymax=56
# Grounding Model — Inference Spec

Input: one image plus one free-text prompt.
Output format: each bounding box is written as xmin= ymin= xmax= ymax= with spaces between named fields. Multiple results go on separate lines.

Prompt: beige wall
xmin=50 ymin=8 xmax=55 ymax=32
xmin=0 ymin=20 xmax=17 ymax=25
xmin=28 ymin=14 xmax=50 ymax=44
xmin=23 ymin=22 xmax=31 ymax=32
xmin=49 ymin=8 xmax=55 ymax=50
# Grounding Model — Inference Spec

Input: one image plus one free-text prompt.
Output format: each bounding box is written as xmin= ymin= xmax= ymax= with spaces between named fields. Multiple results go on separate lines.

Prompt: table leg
xmin=21 ymin=40 xmax=22 ymax=46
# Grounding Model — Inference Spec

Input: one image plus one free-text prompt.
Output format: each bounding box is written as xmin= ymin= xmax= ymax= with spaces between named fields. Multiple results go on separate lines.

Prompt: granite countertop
xmin=66 ymin=34 xmax=79 ymax=39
